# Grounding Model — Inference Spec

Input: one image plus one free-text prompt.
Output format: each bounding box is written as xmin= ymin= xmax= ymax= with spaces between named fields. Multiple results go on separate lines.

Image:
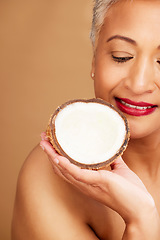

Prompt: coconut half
xmin=46 ymin=98 xmax=130 ymax=170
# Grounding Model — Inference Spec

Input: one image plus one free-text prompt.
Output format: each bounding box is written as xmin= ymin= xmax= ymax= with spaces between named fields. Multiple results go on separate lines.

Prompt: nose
xmin=124 ymin=57 xmax=157 ymax=95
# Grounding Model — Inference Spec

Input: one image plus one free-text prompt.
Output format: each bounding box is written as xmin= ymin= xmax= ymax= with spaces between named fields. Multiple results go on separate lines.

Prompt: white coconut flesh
xmin=54 ymin=101 xmax=128 ymax=165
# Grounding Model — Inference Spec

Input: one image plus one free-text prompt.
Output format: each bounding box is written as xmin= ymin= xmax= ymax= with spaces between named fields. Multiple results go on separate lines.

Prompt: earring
xmin=91 ymin=73 xmax=95 ymax=78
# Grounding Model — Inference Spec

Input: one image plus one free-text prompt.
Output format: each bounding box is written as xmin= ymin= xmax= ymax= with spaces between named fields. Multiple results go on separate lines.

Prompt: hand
xmin=40 ymin=132 xmax=155 ymax=224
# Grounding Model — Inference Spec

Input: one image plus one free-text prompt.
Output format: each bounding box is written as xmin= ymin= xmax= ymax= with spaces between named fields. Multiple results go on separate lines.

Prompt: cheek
xmin=94 ymin=63 xmax=123 ymax=98
xmin=128 ymin=115 xmax=160 ymax=139
xmin=94 ymin=77 xmax=115 ymax=101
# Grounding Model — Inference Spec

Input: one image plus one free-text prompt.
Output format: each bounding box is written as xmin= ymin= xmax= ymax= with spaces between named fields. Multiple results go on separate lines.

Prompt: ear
xmin=90 ymin=55 xmax=96 ymax=79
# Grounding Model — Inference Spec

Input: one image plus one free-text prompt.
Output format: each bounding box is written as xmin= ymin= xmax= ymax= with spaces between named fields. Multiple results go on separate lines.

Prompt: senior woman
xmin=12 ymin=0 xmax=160 ymax=239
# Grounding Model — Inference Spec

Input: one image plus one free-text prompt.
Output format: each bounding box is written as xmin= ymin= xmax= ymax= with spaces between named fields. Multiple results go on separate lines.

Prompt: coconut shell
xmin=46 ymin=98 xmax=130 ymax=170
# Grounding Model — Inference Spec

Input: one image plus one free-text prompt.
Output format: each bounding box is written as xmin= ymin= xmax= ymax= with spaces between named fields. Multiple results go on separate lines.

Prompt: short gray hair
xmin=90 ymin=0 xmax=120 ymax=49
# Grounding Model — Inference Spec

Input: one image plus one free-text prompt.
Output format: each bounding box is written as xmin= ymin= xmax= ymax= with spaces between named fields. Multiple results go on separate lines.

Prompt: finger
xmin=40 ymin=140 xmax=105 ymax=195
xmin=40 ymin=132 xmax=48 ymax=141
xmin=50 ymin=161 xmax=71 ymax=183
xmin=49 ymin=156 xmax=94 ymax=192
xmin=41 ymin=140 xmax=113 ymax=187
xmin=57 ymin=156 xmax=105 ymax=185
xmin=57 ymin=164 xmax=103 ymax=197
xmin=40 ymin=140 xmax=79 ymax=176
xmin=110 ymin=156 xmax=128 ymax=170
xmin=46 ymin=152 xmax=75 ymax=185
xmin=40 ymin=140 xmax=61 ymax=163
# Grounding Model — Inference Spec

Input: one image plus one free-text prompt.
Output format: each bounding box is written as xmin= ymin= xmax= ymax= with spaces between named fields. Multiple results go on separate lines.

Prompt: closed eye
xmin=112 ymin=55 xmax=133 ymax=63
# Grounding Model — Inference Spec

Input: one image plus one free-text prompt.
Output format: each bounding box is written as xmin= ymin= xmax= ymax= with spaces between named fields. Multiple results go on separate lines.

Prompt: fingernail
xmin=54 ymin=158 xmax=59 ymax=164
xmin=40 ymin=144 xmax=45 ymax=151
xmin=40 ymin=134 xmax=48 ymax=141
xmin=40 ymin=134 xmax=45 ymax=141
xmin=45 ymin=136 xmax=49 ymax=140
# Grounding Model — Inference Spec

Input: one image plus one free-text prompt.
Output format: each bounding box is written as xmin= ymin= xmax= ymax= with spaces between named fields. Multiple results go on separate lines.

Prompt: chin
xmin=128 ymin=121 xmax=159 ymax=140
xmin=129 ymin=130 xmax=146 ymax=139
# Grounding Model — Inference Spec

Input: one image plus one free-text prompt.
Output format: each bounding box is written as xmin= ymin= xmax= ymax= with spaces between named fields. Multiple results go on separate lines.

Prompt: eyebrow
xmin=107 ymin=35 xmax=137 ymax=45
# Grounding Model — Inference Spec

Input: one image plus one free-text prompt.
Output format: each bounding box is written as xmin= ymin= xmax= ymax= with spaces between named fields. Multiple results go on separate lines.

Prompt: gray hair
xmin=90 ymin=0 xmax=120 ymax=49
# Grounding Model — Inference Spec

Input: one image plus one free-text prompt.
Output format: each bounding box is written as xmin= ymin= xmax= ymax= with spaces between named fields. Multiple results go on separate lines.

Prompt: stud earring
xmin=91 ymin=73 xmax=95 ymax=78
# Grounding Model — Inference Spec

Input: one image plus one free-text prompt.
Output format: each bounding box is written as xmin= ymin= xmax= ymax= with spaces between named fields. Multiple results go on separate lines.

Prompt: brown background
xmin=0 ymin=1 xmax=94 ymax=239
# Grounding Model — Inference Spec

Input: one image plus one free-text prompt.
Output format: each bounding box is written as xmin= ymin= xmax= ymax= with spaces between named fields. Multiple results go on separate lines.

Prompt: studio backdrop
xmin=0 ymin=1 xmax=93 ymax=239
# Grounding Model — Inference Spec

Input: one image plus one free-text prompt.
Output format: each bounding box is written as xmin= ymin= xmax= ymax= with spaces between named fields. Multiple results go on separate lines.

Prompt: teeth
xmin=120 ymin=100 xmax=152 ymax=110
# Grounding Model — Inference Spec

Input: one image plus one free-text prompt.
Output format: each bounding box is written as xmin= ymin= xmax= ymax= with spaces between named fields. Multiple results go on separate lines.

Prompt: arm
xmin=122 ymin=208 xmax=160 ymax=240
xmin=40 ymin=138 xmax=160 ymax=240
xmin=11 ymin=145 xmax=99 ymax=240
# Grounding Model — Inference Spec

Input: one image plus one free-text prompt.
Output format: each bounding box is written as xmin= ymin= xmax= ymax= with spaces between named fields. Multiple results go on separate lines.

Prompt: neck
xmin=123 ymin=130 xmax=160 ymax=180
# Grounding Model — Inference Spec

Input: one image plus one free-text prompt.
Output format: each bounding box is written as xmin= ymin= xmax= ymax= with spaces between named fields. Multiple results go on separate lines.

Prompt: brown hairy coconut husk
xmin=46 ymin=98 xmax=130 ymax=170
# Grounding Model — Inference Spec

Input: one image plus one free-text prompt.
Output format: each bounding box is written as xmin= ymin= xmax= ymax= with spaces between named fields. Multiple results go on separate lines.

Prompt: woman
xmin=12 ymin=0 xmax=160 ymax=239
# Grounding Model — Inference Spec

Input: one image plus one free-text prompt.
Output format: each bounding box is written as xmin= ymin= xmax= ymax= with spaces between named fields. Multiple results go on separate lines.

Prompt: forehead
xmin=99 ymin=0 xmax=160 ymax=44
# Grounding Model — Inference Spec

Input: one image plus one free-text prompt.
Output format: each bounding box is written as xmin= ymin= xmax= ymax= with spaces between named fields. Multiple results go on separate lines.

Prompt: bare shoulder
xmin=11 ymin=145 xmax=99 ymax=240
xmin=12 ymin=145 xmax=125 ymax=240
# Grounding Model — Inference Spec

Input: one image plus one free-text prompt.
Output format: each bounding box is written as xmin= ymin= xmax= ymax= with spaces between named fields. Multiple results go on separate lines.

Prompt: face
xmin=92 ymin=0 xmax=160 ymax=139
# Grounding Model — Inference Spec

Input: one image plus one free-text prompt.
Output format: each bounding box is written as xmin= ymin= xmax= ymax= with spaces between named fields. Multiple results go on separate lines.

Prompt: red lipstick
xmin=115 ymin=98 xmax=157 ymax=116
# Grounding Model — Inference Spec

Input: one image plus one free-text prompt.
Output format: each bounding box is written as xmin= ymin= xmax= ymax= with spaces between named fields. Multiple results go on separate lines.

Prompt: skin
xmin=12 ymin=0 xmax=160 ymax=239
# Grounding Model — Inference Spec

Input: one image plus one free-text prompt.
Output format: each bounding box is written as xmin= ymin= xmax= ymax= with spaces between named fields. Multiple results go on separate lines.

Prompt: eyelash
xmin=112 ymin=55 xmax=133 ymax=63
xmin=112 ymin=55 xmax=160 ymax=65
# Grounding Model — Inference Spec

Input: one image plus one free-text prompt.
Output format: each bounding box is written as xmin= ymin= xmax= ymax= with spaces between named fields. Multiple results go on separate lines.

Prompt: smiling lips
xmin=115 ymin=98 xmax=157 ymax=116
